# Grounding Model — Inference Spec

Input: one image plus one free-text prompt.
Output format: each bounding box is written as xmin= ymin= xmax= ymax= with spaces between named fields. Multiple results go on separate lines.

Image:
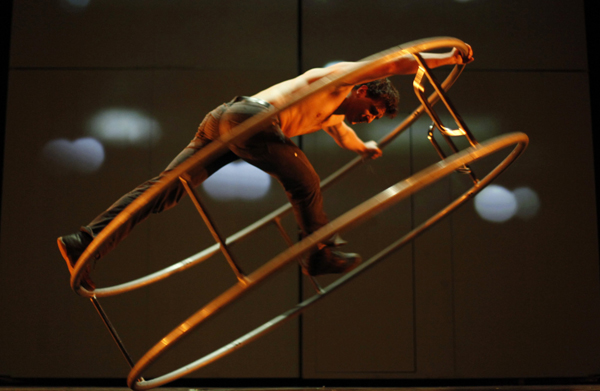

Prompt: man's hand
xmin=360 ymin=140 xmax=383 ymax=160
xmin=451 ymin=44 xmax=474 ymax=65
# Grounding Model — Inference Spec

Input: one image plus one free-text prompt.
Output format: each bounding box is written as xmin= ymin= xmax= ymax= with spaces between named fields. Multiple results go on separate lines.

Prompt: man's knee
xmin=284 ymin=171 xmax=321 ymax=202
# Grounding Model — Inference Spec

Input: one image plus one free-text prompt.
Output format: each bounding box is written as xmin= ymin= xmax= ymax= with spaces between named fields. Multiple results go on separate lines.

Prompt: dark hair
xmin=354 ymin=78 xmax=399 ymax=118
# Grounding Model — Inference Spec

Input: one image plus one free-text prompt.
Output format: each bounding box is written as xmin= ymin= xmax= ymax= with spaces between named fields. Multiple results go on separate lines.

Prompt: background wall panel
xmin=10 ymin=0 xmax=297 ymax=70
xmin=451 ymin=71 xmax=600 ymax=378
xmin=300 ymin=0 xmax=587 ymax=72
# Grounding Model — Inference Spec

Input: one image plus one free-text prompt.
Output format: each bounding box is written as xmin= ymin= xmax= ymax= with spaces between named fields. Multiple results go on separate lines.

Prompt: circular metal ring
xmin=127 ymin=132 xmax=529 ymax=390
xmin=70 ymin=36 xmax=472 ymax=297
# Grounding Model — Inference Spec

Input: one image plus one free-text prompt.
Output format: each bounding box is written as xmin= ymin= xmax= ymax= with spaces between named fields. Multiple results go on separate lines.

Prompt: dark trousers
xmin=83 ymin=97 xmax=329 ymax=258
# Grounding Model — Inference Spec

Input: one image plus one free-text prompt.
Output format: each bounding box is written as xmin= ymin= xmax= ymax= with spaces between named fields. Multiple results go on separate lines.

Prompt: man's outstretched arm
xmin=324 ymin=121 xmax=383 ymax=160
xmin=334 ymin=45 xmax=474 ymax=86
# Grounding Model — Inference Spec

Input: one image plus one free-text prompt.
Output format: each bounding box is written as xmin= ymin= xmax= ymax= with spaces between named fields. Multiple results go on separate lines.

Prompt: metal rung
xmin=90 ymin=296 xmax=144 ymax=382
xmin=179 ymin=177 xmax=248 ymax=285
xmin=272 ymin=217 xmax=324 ymax=294
xmin=427 ymin=124 xmax=479 ymax=183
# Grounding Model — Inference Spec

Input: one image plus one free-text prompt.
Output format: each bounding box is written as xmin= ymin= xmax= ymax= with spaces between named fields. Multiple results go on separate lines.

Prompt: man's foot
xmin=326 ymin=233 xmax=348 ymax=247
xmin=57 ymin=231 xmax=96 ymax=290
xmin=304 ymin=246 xmax=362 ymax=276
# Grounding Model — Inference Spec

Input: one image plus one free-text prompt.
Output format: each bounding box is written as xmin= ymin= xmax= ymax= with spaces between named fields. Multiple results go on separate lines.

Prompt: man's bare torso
xmin=252 ymin=65 xmax=354 ymax=138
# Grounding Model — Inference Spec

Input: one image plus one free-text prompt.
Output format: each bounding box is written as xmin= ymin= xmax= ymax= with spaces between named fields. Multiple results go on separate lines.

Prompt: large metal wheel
xmin=127 ymin=132 xmax=528 ymax=390
xmin=61 ymin=37 xmax=529 ymax=391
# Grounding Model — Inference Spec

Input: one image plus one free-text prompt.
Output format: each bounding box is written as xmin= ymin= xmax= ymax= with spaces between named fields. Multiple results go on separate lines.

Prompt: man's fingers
xmin=462 ymin=44 xmax=474 ymax=63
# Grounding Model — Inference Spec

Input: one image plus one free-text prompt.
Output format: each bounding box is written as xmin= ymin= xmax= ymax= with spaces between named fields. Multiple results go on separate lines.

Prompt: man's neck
xmin=332 ymin=97 xmax=349 ymax=115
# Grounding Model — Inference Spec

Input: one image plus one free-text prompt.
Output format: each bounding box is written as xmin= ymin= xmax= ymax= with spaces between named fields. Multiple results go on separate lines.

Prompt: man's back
xmin=253 ymin=64 xmax=354 ymax=138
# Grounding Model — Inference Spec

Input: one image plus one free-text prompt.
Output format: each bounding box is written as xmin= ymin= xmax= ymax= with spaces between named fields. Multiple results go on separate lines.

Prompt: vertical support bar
xmin=90 ymin=296 xmax=143 ymax=381
xmin=179 ymin=177 xmax=248 ymax=285
xmin=412 ymin=55 xmax=479 ymax=184
xmin=272 ymin=217 xmax=294 ymax=248
xmin=427 ymin=125 xmax=449 ymax=160
xmin=428 ymin=125 xmax=479 ymax=183
xmin=272 ymin=217 xmax=324 ymax=294
xmin=412 ymin=53 xmax=479 ymax=146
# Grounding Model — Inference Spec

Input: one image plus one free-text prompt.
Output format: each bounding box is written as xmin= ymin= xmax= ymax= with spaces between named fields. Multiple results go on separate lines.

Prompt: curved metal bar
xmin=127 ymin=132 xmax=529 ymax=390
xmin=71 ymin=36 xmax=470 ymax=298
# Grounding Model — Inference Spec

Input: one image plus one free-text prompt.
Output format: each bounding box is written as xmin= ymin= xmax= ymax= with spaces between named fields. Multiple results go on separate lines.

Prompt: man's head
xmin=355 ymin=78 xmax=399 ymax=117
xmin=344 ymin=78 xmax=399 ymax=124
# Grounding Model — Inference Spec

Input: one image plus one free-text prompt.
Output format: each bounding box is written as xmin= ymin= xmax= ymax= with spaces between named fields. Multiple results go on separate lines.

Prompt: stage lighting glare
xmin=41 ymin=137 xmax=104 ymax=175
xmin=474 ymin=184 xmax=540 ymax=223
xmin=324 ymin=60 xmax=343 ymax=68
xmin=413 ymin=115 xmax=501 ymax=150
xmin=68 ymin=0 xmax=90 ymax=6
xmin=474 ymin=184 xmax=517 ymax=223
xmin=202 ymin=161 xmax=271 ymax=201
xmin=513 ymin=187 xmax=541 ymax=219
xmin=60 ymin=0 xmax=91 ymax=11
xmin=87 ymin=108 xmax=162 ymax=148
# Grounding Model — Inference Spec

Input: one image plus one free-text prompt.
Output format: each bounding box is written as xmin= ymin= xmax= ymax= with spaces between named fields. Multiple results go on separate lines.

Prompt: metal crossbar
xmin=178 ymin=176 xmax=325 ymax=294
xmin=179 ymin=176 xmax=248 ymax=285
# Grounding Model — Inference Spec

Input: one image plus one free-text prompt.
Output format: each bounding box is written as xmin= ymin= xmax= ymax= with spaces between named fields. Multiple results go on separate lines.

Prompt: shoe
xmin=57 ymin=232 xmax=96 ymax=290
xmin=326 ymin=233 xmax=348 ymax=247
xmin=304 ymin=246 xmax=362 ymax=276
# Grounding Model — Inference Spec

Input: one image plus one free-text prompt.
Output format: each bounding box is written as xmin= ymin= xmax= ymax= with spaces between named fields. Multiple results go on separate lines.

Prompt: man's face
xmin=345 ymin=86 xmax=387 ymax=125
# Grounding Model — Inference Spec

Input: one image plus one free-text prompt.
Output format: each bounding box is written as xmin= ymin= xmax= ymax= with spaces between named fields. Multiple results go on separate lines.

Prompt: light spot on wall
xmin=202 ymin=161 xmax=271 ymax=201
xmin=324 ymin=61 xmax=343 ymax=68
xmin=513 ymin=187 xmax=541 ymax=220
xmin=41 ymin=137 xmax=104 ymax=175
xmin=474 ymin=184 xmax=540 ymax=223
xmin=59 ymin=0 xmax=91 ymax=11
xmin=87 ymin=108 xmax=162 ymax=148
xmin=474 ymin=184 xmax=517 ymax=223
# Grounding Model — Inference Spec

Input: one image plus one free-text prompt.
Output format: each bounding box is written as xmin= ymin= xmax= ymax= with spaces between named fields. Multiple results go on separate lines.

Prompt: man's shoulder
xmin=301 ymin=62 xmax=357 ymax=84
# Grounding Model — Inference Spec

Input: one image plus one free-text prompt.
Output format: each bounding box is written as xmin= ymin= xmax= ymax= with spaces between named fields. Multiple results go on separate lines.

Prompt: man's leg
xmin=234 ymin=136 xmax=361 ymax=275
xmin=220 ymin=101 xmax=361 ymax=275
xmin=57 ymin=142 xmax=237 ymax=288
xmin=234 ymin=135 xmax=328 ymax=234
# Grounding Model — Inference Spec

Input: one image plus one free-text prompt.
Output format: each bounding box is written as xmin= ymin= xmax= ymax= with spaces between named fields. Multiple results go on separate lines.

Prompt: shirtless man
xmin=58 ymin=46 xmax=473 ymax=289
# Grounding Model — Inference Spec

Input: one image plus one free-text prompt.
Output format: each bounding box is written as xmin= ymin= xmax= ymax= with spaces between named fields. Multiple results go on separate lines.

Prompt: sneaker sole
xmin=57 ymin=237 xmax=74 ymax=274
xmin=57 ymin=237 xmax=95 ymax=290
xmin=302 ymin=256 xmax=363 ymax=277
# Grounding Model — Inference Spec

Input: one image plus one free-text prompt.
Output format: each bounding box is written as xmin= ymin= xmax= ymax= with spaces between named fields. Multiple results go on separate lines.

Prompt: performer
xmin=58 ymin=46 xmax=473 ymax=289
